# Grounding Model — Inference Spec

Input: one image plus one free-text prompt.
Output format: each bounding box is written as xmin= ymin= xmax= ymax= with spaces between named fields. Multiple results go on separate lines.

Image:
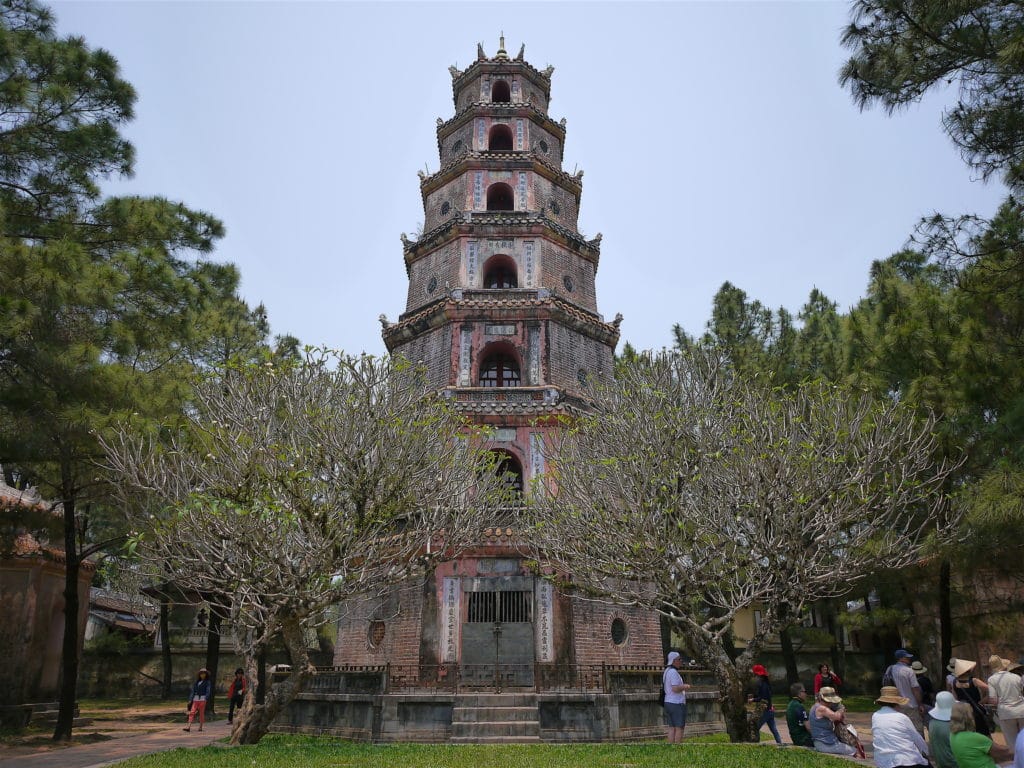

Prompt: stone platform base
xmin=272 ymin=689 xmax=723 ymax=743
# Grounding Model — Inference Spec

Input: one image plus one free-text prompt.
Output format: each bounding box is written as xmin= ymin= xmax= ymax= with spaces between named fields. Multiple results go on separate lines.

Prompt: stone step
xmin=452 ymin=705 xmax=538 ymax=723
xmin=453 ymin=693 xmax=537 ymax=708
xmin=450 ymin=735 xmax=543 ymax=744
xmin=451 ymin=719 xmax=540 ymax=738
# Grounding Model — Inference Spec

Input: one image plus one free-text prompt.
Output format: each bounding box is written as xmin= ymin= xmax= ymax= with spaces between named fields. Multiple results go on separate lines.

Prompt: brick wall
xmin=406 ymin=241 xmax=458 ymax=313
xmin=569 ymin=596 xmax=662 ymax=666
xmin=533 ymin=175 xmax=579 ymax=232
xmin=390 ymin=325 xmax=453 ymax=389
xmin=333 ymin=582 xmax=424 ymax=667
xmin=422 ymin=177 xmax=468 ymax=234
xmin=545 ymin=321 xmax=614 ymax=391
xmin=539 ymin=241 xmax=597 ymax=313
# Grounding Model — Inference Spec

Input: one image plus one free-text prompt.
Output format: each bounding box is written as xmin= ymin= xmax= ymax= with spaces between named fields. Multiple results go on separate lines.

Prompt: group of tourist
xmin=182 ymin=666 xmax=248 ymax=732
xmin=664 ymin=647 xmax=1024 ymax=767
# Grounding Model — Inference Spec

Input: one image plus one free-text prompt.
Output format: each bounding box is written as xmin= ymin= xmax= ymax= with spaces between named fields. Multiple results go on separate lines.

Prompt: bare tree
xmin=531 ymin=349 xmax=959 ymax=741
xmin=104 ymin=350 xmax=504 ymax=744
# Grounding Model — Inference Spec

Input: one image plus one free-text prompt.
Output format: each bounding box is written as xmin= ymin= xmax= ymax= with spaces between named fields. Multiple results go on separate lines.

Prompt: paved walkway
xmin=0 ymin=717 xmax=231 ymax=768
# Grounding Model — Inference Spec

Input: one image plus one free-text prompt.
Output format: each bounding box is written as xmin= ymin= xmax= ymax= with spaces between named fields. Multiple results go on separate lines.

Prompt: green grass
xmin=115 ymin=737 xmax=856 ymax=768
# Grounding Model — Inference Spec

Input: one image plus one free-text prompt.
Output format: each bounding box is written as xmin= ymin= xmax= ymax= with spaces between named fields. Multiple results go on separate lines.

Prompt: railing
xmin=295 ymin=663 xmax=714 ymax=695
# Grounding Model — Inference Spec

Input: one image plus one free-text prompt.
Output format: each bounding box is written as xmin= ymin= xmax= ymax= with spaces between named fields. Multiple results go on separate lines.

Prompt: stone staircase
xmin=450 ymin=692 xmax=540 ymax=743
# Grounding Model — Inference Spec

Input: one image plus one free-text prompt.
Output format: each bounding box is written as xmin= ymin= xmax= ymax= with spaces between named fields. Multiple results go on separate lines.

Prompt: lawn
xmin=116 ymin=736 xmax=856 ymax=768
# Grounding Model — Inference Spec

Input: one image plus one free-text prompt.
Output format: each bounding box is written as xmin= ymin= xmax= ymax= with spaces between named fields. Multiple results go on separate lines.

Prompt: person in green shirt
xmin=786 ymin=682 xmax=814 ymax=748
xmin=950 ymin=701 xmax=1012 ymax=768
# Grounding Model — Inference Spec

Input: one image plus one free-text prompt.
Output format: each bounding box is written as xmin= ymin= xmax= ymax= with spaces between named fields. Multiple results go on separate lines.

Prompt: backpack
xmin=659 ymin=667 xmax=669 ymax=705
xmin=881 ymin=665 xmax=895 ymax=687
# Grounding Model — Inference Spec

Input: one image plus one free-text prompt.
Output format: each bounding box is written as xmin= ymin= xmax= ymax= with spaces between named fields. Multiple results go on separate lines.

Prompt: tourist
xmin=911 ymin=660 xmax=935 ymax=709
xmin=227 ymin=667 xmax=247 ymax=724
xmin=953 ymin=659 xmax=993 ymax=736
xmin=884 ymin=649 xmax=927 ymax=735
xmin=871 ymin=685 xmax=930 ymax=768
xmin=808 ymin=686 xmax=857 ymax=756
xmin=928 ymin=691 xmax=958 ymax=768
xmin=184 ymin=667 xmax=211 ymax=732
xmin=1015 ymin=726 xmax=1024 ymax=768
xmin=987 ymin=654 xmax=1024 ymax=754
xmin=950 ymin=700 xmax=1012 ymax=767
xmin=662 ymin=651 xmax=690 ymax=743
xmin=814 ymin=663 xmax=842 ymax=694
xmin=750 ymin=664 xmax=783 ymax=745
xmin=786 ymin=682 xmax=814 ymax=748
xmin=948 ymin=658 xmax=959 ymax=693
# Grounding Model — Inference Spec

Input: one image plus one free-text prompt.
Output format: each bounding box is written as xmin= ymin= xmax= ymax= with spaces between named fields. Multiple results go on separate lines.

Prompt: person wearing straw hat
xmin=950 ymin=700 xmax=1012 ymax=768
xmin=928 ymin=691 xmax=958 ymax=768
xmin=953 ymin=658 xmax=993 ymax=736
xmin=871 ymin=686 xmax=929 ymax=768
xmin=808 ymin=686 xmax=857 ymax=756
xmin=947 ymin=657 xmax=959 ymax=693
xmin=987 ymin=654 xmax=1024 ymax=754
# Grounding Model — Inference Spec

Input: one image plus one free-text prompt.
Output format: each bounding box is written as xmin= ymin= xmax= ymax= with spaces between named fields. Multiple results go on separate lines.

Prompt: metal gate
xmin=460 ymin=579 xmax=535 ymax=689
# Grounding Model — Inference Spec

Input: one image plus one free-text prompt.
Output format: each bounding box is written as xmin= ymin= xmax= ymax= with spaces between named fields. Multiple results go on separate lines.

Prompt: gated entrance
xmin=460 ymin=576 xmax=535 ymax=688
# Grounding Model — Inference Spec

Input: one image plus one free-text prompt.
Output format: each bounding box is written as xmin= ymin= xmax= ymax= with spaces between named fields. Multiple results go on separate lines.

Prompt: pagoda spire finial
xmin=495 ymin=33 xmax=508 ymax=61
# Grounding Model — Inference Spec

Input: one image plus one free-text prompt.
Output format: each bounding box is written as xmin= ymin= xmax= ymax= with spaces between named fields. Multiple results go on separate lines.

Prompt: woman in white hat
xmin=986 ymin=654 xmax=1024 ymax=754
xmin=953 ymin=659 xmax=992 ymax=736
xmin=871 ymin=686 xmax=929 ymax=768
xmin=928 ymin=691 xmax=957 ymax=768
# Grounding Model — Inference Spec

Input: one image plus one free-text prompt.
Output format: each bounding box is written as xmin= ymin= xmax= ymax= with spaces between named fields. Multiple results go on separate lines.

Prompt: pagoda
xmin=319 ymin=40 xmax=690 ymax=742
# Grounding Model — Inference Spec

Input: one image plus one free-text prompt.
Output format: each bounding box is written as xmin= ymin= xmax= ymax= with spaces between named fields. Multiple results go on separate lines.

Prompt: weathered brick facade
xmin=337 ymin=37 xmax=660 ymax=679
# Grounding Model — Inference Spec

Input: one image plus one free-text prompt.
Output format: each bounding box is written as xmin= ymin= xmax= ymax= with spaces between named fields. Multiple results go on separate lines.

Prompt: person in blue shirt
xmin=184 ymin=667 xmax=212 ymax=732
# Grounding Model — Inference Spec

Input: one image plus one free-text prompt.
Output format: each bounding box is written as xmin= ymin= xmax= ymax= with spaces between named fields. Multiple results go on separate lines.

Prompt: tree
xmin=531 ymin=349 xmax=957 ymax=741
xmin=839 ymin=0 xmax=1024 ymax=193
xmin=103 ymin=350 xmax=508 ymax=745
xmin=0 ymin=0 xmax=270 ymax=740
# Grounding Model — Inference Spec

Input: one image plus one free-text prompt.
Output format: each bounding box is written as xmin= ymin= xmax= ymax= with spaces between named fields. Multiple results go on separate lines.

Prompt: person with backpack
xmin=750 ymin=663 xmax=783 ymax=745
xmin=814 ymin=663 xmax=842 ymax=694
xmin=882 ymin=649 xmax=926 ymax=735
xmin=662 ymin=651 xmax=690 ymax=743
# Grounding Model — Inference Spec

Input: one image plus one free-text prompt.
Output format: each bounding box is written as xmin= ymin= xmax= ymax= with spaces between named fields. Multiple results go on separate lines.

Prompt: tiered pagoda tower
xmin=334 ymin=39 xmax=659 ymax=691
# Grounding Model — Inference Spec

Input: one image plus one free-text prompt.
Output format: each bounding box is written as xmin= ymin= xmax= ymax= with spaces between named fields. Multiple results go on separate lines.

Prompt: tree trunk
xmin=53 ymin=492 xmax=79 ymax=742
xmin=160 ymin=598 xmax=172 ymax=699
xmin=256 ymin=647 xmax=266 ymax=705
xmin=230 ymin=620 xmax=313 ymax=745
xmin=779 ymin=625 xmax=799 ymax=686
xmin=204 ymin=602 xmax=223 ymax=715
xmin=939 ymin=558 xmax=952 ymax=670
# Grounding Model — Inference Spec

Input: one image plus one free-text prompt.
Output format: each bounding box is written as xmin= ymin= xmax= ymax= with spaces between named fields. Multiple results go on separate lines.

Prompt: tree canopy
xmin=104 ymin=350 xmax=509 ymax=744
xmin=532 ymin=348 xmax=956 ymax=741
xmin=839 ymin=0 xmax=1024 ymax=192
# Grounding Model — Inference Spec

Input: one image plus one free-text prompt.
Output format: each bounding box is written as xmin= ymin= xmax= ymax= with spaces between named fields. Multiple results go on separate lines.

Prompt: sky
xmin=51 ymin=1 xmax=1009 ymax=356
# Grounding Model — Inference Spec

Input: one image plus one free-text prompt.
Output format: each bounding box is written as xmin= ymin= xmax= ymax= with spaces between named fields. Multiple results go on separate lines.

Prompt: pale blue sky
xmin=52 ymin=1 xmax=1008 ymax=355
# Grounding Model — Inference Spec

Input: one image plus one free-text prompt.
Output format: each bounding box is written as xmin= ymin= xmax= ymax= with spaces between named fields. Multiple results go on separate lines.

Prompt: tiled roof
xmin=437 ymin=101 xmax=565 ymax=141
xmin=384 ymin=292 xmax=618 ymax=345
xmin=404 ymin=212 xmax=600 ymax=260
xmin=421 ymin=150 xmax=581 ymax=194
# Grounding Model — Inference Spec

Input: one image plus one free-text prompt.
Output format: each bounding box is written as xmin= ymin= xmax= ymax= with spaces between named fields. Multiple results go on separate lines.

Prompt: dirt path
xmin=0 ymin=702 xmax=231 ymax=768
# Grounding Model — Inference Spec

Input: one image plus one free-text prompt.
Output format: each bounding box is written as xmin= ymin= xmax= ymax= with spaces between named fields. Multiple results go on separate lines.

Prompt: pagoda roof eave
xmin=420 ymin=151 xmax=582 ymax=198
xmin=402 ymin=214 xmax=601 ymax=270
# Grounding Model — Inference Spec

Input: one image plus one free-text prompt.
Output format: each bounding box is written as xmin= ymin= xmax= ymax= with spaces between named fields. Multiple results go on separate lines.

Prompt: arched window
xmin=483 ymin=255 xmax=517 ymax=288
xmin=479 ymin=348 xmax=521 ymax=388
xmin=491 ymin=80 xmax=511 ymax=103
xmin=488 ymin=124 xmax=513 ymax=152
xmin=486 ymin=183 xmax=514 ymax=211
xmin=493 ymin=450 xmax=524 ymax=496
